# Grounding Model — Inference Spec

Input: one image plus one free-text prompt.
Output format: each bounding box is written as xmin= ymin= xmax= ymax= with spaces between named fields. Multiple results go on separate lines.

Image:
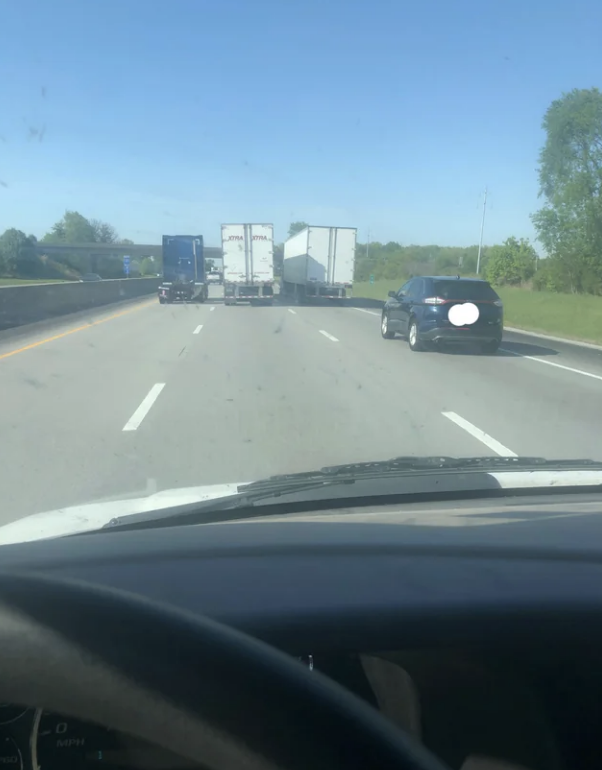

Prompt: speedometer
xmin=33 ymin=712 xmax=121 ymax=770
xmin=0 ymin=736 xmax=23 ymax=770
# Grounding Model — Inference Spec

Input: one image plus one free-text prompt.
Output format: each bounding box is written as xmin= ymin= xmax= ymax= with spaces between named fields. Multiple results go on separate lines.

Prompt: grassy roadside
xmin=353 ymin=280 xmax=602 ymax=346
xmin=0 ymin=278 xmax=71 ymax=286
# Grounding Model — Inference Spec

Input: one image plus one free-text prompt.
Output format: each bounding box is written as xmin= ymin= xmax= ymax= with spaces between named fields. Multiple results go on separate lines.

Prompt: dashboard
xmin=2 ymin=494 xmax=602 ymax=769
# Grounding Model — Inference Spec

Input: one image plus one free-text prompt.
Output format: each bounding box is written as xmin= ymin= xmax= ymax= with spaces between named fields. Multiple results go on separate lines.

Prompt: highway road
xmin=1 ymin=287 xmax=602 ymax=526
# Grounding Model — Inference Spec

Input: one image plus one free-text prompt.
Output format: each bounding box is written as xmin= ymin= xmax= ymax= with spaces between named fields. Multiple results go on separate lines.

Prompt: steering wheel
xmin=0 ymin=572 xmax=450 ymax=770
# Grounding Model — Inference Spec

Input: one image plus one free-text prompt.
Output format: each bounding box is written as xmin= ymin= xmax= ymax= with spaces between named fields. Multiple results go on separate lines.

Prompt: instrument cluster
xmin=0 ymin=706 xmax=190 ymax=770
xmin=0 ymin=660 xmax=317 ymax=769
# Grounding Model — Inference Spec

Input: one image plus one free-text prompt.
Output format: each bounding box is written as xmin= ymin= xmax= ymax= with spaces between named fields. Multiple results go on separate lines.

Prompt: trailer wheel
xmin=159 ymin=297 xmax=166 ymax=304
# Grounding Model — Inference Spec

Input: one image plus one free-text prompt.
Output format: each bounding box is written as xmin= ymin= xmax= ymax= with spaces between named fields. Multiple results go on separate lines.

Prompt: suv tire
xmin=480 ymin=339 xmax=501 ymax=355
xmin=408 ymin=319 xmax=424 ymax=352
xmin=381 ymin=312 xmax=395 ymax=339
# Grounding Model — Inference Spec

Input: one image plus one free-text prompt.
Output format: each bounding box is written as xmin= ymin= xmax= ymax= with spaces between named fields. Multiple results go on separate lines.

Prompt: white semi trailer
xmin=221 ymin=223 xmax=275 ymax=306
xmin=282 ymin=226 xmax=356 ymax=303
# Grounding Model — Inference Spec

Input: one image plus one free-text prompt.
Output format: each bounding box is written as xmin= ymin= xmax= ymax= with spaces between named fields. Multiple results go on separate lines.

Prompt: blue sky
xmin=1 ymin=0 xmax=600 ymax=248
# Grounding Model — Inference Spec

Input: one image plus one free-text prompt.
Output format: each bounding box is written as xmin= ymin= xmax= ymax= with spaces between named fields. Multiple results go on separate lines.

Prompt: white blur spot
xmin=448 ymin=302 xmax=479 ymax=327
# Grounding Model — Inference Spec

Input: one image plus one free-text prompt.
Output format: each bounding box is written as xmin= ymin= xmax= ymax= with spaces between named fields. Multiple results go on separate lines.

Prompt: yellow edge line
xmin=0 ymin=300 xmax=155 ymax=361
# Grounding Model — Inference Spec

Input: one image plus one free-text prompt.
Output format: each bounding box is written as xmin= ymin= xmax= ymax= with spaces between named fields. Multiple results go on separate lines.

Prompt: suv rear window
xmin=433 ymin=280 xmax=499 ymax=301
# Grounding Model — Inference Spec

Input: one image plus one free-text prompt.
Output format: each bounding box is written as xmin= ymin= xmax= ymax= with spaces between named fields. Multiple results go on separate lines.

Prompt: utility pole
xmin=476 ymin=187 xmax=487 ymax=275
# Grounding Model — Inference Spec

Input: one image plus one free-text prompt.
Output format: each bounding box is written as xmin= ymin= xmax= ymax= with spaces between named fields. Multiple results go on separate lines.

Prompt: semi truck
xmin=221 ymin=224 xmax=274 ymax=306
xmin=282 ymin=226 xmax=356 ymax=303
xmin=158 ymin=235 xmax=208 ymax=304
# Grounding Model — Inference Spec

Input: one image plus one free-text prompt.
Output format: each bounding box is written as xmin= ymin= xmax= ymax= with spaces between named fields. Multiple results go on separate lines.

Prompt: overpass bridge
xmin=36 ymin=243 xmax=223 ymax=261
xmin=35 ymin=242 xmax=224 ymax=277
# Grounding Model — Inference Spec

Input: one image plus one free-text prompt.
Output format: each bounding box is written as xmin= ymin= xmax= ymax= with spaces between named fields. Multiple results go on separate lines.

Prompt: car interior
xmin=0 ymin=492 xmax=600 ymax=770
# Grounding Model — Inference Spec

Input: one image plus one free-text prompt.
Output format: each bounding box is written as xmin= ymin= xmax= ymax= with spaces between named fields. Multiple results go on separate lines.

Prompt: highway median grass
xmin=352 ymin=280 xmax=602 ymax=346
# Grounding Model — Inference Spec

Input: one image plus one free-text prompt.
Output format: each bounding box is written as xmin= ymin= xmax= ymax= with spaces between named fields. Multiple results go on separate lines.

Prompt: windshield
xmin=1 ymin=0 xmax=601 ymax=541
xmin=432 ymin=281 xmax=499 ymax=302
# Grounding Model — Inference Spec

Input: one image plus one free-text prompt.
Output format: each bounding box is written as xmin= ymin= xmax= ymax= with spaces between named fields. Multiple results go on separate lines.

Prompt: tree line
xmin=353 ymin=236 xmax=540 ymax=289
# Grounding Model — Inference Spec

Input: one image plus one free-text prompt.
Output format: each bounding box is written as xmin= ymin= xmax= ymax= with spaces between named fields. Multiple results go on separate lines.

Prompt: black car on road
xmin=381 ymin=276 xmax=503 ymax=353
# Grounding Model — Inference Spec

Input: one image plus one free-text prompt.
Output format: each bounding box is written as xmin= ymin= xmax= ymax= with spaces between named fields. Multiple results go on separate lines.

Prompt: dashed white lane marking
xmin=500 ymin=348 xmax=602 ymax=382
xmin=288 ymin=309 xmax=297 ymax=315
xmin=319 ymin=330 xmax=339 ymax=343
xmin=123 ymin=384 xmax=166 ymax=432
xmin=442 ymin=411 xmax=517 ymax=457
xmin=353 ymin=308 xmax=380 ymax=316
xmin=210 ymin=306 xmax=216 ymax=311
xmin=193 ymin=325 xmax=203 ymax=334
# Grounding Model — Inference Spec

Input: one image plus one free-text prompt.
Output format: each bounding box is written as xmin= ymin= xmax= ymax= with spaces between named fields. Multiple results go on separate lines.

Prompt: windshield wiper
xmin=240 ymin=455 xmax=602 ymax=490
xmin=100 ymin=456 xmax=602 ymax=533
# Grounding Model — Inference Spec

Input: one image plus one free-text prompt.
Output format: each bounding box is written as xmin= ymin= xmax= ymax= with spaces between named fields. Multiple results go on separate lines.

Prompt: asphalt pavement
xmin=1 ymin=287 xmax=602 ymax=524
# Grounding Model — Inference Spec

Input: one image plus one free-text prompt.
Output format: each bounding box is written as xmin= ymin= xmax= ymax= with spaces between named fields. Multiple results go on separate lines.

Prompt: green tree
xmin=91 ymin=219 xmax=118 ymax=243
xmin=0 ymin=229 xmax=41 ymax=276
xmin=288 ymin=221 xmax=309 ymax=238
xmin=139 ymin=257 xmax=156 ymax=276
xmin=41 ymin=211 xmax=119 ymax=244
xmin=486 ymin=237 xmax=537 ymax=286
xmin=42 ymin=211 xmax=97 ymax=243
xmin=532 ymin=88 xmax=602 ymax=294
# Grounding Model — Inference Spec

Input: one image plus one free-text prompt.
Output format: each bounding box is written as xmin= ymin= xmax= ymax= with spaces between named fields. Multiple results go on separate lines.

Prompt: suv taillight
xmin=493 ymin=299 xmax=503 ymax=307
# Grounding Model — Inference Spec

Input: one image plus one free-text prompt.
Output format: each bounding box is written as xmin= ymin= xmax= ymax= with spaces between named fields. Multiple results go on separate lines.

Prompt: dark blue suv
xmin=381 ymin=276 xmax=503 ymax=354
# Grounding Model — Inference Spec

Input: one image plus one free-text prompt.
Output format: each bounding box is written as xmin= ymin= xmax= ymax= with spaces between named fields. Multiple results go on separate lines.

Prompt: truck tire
xmin=159 ymin=297 xmax=166 ymax=305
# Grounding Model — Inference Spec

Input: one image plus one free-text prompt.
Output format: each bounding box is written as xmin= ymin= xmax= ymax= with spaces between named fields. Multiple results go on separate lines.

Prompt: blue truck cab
xmin=158 ymin=235 xmax=208 ymax=304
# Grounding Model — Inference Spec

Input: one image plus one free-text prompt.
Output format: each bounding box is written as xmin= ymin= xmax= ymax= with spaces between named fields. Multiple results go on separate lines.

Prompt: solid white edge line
xmin=442 ymin=411 xmax=517 ymax=457
xmin=122 ymin=384 xmax=166 ymax=432
xmin=288 ymin=309 xmax=297 ymax=315
xmin=353 ymin=308 xmax=380 ymax=316
xmin=193 ymin=324 xmax=203 ymax=334
xmin=500 ymin=348 xmax=602 ymax=382
xmin=319 ymin=330 xmax=339 ymax=342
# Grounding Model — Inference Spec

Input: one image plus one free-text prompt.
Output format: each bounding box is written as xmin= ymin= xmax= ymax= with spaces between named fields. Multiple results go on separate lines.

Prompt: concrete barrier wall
xmin=0 ymin=278 xmax=160 ymax=331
